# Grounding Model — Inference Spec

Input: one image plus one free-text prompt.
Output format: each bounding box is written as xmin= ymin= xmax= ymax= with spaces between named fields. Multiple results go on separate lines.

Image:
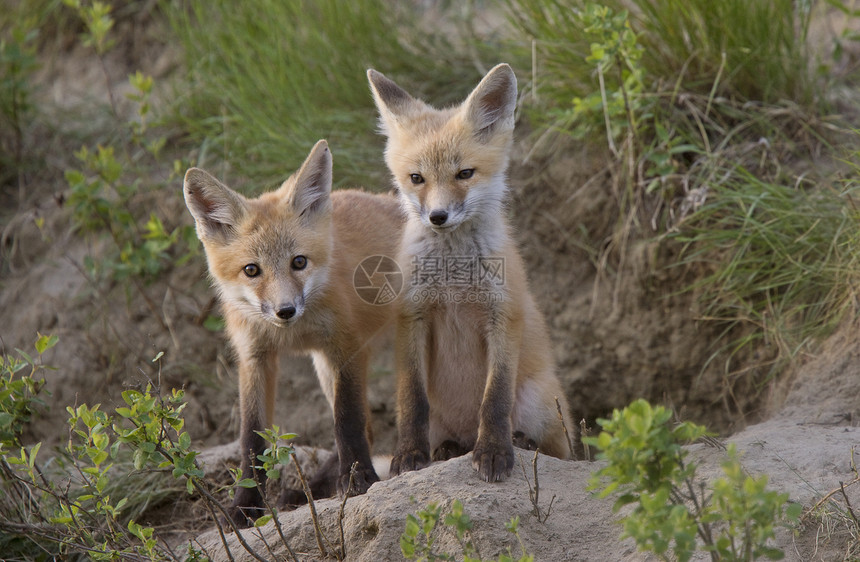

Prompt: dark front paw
xmin=472 ymin=438 xmax=514 ymax=482
xmin=224 ymin=488 xmax=265 ymax=529
xmin=390 ymin=448 xmax=430 ymax=476
xmin=337 ymin=464 xmax=380 ymax=496
xmin=432 ymin=440 xmax=467 ymax=461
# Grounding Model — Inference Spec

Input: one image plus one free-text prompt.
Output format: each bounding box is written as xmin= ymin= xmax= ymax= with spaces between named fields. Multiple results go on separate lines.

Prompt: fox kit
xmin=368 ymin=64 xmax=572 ymax=482
xmin=183 ymin=140 xmax=403 ymax=525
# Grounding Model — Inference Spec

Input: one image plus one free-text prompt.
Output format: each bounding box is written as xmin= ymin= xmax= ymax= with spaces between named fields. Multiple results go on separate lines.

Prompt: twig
xmin=554 ymin=396 xmax=575 ymax=459
xmin=597 ymin=63 xmax=618 ymax=157
xmin=194 ymin=295 xmax=219 ymax=326
xmin=518 ymin=449 xmax=555 ymax=523
xmin=531 ymin=38 xmax=538 ymax=103
xmin=291 ymin=450 xmax=336 ymax=558
xmin=258 ymin=474 xmax=299 ymax=562
xmin=254 ymin=526 xmax=277 ymax=560
xmin=803 ymin=476 xmax=860 ymax=521
xmin=580 ymin=419 xmax=591 ymax=461
xmin=197 ymin=493 xmax=237 ymax=562
xmin=97 ymin=53 xmax=120 ymax=119
xmin=337 ymin=462 xmax=359 ymax=561
xmin=151 ymin=438 xmax=266 ymax=562
xmin=840 ymin=481 xmax=860 ymax=529
xmin=162 ymin=288 xmax=181 ymax=351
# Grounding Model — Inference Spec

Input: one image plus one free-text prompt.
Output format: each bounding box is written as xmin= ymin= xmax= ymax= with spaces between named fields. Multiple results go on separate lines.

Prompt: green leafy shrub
xmin=586 ymin=399 xmax=802 ymax=561
xmin=61 ymin=1 xmax=197 ymax=288
xmin=0 ymin=337 xmax=304 ymax=560
xmin=401 ymin=499 xmax=533 ymax=562
xmin=0 ymin=333 xmax=56 ymax=449
xmin=0 ymin=9 xmax=39 ymax=190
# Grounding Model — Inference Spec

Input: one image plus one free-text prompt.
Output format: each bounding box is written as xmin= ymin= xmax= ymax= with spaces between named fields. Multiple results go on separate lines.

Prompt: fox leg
xmin=390 ymin=310 xmax=432 ymax=475
xmin=315 ymin=350 xmax=379 ymax=496
xmin=229 ymin=344 xmax=278 ymax=527
xmin=278 ymin=451 xmax=339 ymax=507
xmin=472 ymin=304 xmax=520 ymax=482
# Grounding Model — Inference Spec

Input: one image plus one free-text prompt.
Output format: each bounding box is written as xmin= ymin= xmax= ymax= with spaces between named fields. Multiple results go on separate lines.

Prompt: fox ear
xmin=184 ymin=167 xmax=247 ymax=242
xmin=286 ymin=139 xmax=332 ymax=219
xmin=367 ymin=69 xmax=420 ymax=135
xmin=463 ymin=63 xmax=517 ymax=140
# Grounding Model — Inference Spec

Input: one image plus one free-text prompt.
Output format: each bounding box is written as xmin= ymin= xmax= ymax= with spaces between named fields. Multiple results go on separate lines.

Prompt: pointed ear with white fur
xmin=463 ymin=63 xmax=518 ymax=140
xmin=183 ymin=167 xmax=247 ymax=243
xmin=367 ymin=69 xmax=421 ymax=136
xmin=285 ymin=139 xmax=332 ymax=219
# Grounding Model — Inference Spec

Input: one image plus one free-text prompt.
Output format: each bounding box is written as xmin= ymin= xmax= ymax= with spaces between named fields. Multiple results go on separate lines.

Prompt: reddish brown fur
xmin=369 ymin=65 xmax=572 ymax=484
xmin=184 ymin=141 xmax=404 ymax=526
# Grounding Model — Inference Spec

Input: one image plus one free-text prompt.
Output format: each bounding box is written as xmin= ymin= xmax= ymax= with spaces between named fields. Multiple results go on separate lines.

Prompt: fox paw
xmin=432 ymin=440 xmax=467 ymax=461
xmin=390 ymin=448 xmax=430 ymax=475
xmin=472 ymin=439 xmax=514 ymax=482
xmin=338 ymin=464 xmax=380 ymax=497
xmin=512 ymin=431 xmax=538 ymax=451
xmin=224 ymin=491 xmax=265 ymax=529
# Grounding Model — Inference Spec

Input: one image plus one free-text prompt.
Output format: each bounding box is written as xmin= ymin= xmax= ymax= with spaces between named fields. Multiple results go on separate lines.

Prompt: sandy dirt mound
xmin=191 ymin=319 xmax=860 ymax=560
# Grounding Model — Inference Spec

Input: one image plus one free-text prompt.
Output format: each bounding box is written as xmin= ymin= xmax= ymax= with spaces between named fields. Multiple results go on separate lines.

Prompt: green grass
xmin=505 ymin=0 xmax=597 ymax=107
xmin=671 ymin=165 xmax=860 ymax=380
xmin=508 ymin=0 xmax=860 ymax=395
xmin=166 ymin=0 xmax=486 ymax=191
xmin=508 ymin=0 xmax=824 ymax=111
xmin=631 ymin=0 xmax=818 ymax=106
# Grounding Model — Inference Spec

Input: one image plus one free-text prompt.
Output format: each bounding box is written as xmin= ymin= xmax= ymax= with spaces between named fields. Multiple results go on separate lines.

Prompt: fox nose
xmin=429 ymin=209 xmax=448 ymax=225
xmin=276 ymin=305 xmax=296 ymax=320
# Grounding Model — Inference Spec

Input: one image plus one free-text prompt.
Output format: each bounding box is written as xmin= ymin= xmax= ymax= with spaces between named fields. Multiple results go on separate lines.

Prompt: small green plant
xmin=0 ymin=14 xmax=39 ymax=190
xmin=0 ymin=333 xmax=56 ymax=449
xmin=570 ymin=3 xmax=645 ymax=150
xmin=64 ymin=80 xmax=197 ymax=285
xmin=586 ymin=399 xmax=801 ymax=561
xmin=61 ymin=0 xmax=197 ymax=295
xmin=232 ymin=425 xmax=296 ymax=528
xmin=0 ymin=341 xmax=299 ymax=560
xmin=401 ymin=499 xmax=533 ymax=562
xmin=62 ymin=0 xmax=118 ymax=114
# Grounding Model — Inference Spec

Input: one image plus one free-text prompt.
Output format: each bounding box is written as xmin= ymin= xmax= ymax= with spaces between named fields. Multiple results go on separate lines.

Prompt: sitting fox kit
xmin=183 ymin=140 xmax=403 ymax=525
xmin=368 ymin=64 xmax=572 ymax=482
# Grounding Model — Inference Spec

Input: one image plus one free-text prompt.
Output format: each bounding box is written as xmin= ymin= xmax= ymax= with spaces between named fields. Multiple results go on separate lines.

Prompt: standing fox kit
xmin=368 ymin=64 xmax=572 ymax=482
xmin=183 ymin=140 xmax=402 ymax=525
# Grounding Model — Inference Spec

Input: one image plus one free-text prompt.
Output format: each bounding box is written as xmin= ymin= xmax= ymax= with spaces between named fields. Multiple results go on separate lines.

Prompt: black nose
xmin=276 ymin=305 xmax=296 ymax=320
xmin=429 ymin=209 xmax=448 ymax=225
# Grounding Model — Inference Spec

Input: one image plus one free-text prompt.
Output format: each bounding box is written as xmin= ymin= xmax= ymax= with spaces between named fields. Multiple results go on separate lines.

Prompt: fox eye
xmin=455 ymin=168 xmax=475 ymax=180
xmin=291 ymin=255 xmax=307 ymax=270
xmin=243 ymin=264 xmax=260 ymax=277
xmin=409 ymin=173 xmax=425 ymax=185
